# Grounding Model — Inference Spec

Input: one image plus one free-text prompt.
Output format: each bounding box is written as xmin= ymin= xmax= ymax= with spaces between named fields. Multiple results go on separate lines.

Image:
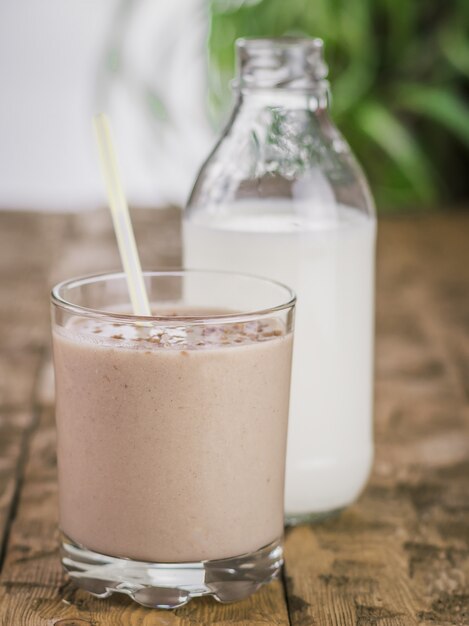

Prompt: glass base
xmin=61 ymin=534 xmax=283 ymax=609
xmin=285 ymin=506 xmax=344 ymax=526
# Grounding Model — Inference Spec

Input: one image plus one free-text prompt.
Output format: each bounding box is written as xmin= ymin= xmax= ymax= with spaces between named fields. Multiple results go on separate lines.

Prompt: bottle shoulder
xmin=186 ymin=105 xmax=374 ymax=220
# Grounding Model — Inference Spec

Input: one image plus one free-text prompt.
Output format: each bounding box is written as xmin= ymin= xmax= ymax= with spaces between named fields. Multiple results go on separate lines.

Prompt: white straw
xmin=93 ymin=113 xmax=151 ymax=317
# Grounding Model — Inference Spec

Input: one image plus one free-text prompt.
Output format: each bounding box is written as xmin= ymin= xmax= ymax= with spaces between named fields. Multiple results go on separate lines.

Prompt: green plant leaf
xmin=381 ymin=0 xmax=418 ymax=63
xmin=440 ymin=28 xmax=469 ymax=77
xmin=397 ymin=85 xmax=469 ymax=148
xmin=207 ymin=0 xmax=468 ymax=210
xmin=355 ymin=102 xmax=437 ymax=203
xmin=332 ymin=63 xmax=376 ymax=117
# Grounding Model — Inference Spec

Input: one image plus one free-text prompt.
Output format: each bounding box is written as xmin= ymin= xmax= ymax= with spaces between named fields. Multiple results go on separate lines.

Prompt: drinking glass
xmin=51 ymin=270 xmax=295 ymax=609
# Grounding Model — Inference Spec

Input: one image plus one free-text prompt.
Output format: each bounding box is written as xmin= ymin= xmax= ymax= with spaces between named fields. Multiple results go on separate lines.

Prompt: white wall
xmin=0 ymin=0 xmax=214 ymax=211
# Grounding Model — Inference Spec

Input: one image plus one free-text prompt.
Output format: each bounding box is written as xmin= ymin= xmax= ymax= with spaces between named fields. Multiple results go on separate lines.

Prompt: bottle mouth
xmin=234 ymin=37 xmax=329 ymax=90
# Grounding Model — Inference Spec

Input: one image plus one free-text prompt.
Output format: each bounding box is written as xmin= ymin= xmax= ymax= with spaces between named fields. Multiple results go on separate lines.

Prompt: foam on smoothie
xmin=58 ymin=308 xmax=286 ymax=351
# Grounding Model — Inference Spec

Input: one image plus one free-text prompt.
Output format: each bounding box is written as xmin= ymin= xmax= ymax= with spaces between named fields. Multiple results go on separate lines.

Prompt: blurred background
xmin=0 ymin=0 xmax=468 ymax=213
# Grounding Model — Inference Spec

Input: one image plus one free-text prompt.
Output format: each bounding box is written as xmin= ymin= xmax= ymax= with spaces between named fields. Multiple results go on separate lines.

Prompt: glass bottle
xmin=184 ymin=38 xmax=376 ymax=524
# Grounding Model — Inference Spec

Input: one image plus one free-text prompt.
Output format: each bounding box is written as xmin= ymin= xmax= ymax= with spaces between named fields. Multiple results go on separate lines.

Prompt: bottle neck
xmin=234 ymin=84 xmax=330 ymax=114
xmin=234 ymin=38 xmax=330 ymax=113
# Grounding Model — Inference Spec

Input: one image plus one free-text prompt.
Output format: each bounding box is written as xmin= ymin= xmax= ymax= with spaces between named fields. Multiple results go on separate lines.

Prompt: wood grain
xmin=0 ymin=209 xmax=468 ymax=625
xmin=0 ymin=212 xmax=67 ymax=569
xmin=0 ymin=208 xmax=290 ymax=625
xmin=0 ymin=411 xmax=35 ymax=565
xmin=284 ymin=215 xmax=469 ymax=626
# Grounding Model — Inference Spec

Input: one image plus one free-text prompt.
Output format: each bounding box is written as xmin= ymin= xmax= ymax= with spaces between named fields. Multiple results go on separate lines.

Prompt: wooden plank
xmin=0 ymin=208 xmax=289 ymax=624
xmin=284 ymin=216 xmax=469 ymax=625
xmin=0 ymin=351 xmax=43 ymax=411
xmin=285 ymin=463 xmax=469 ymax=625
xmin=0 ymin=212 xmax=70 ymax=277
xmin=0 ymin=404 xmax=290 ymax=625
xmin=1 ymin=210 xmax=468 ymax=624
xmin=0 ymin=212 xmax=69 ymax=567
xmin=0 ymin=411 xmax=35 ymax=565
xmin=49 ymin=206 xmax=182 ymax=286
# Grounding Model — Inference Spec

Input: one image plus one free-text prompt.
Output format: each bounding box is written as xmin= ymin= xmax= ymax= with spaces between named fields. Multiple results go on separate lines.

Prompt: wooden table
xmin=0 ymin=208 xmax=468 ymax=626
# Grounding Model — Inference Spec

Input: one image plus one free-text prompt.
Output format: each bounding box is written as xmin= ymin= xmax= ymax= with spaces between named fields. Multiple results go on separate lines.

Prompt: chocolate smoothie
xmin=53 ymin=313 xmax=293 ymax=563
